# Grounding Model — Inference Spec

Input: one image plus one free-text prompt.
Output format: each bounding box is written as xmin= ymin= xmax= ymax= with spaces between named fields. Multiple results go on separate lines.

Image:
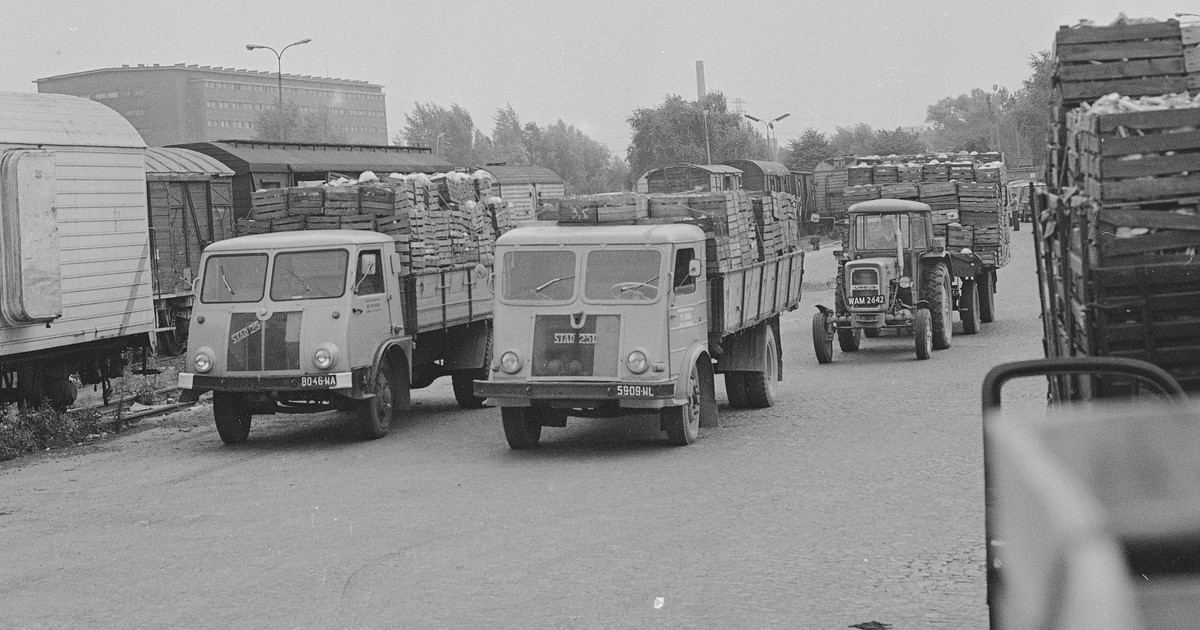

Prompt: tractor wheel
xmin=663 ymin=362 xmax=701 ymax=446
xmin=864 ymin=328 xmax=881 ymax=338
xmin=355 ymin=357 xmax=396 ymax=439
xmin=501 ymin=407 xmax=542 ymax=449
xmin=725 ymin=372 xmax=749 ymax=409
xmin=961 ymin=279 xmax=981 ymax=335
xmin=837 ymin=327 xmax=861 ymax=352
xmin=978 ymin=271 xmax=997 ymax=323
xmin=743 ymin=332 xmax=778 ymax=409
xmin=213 ymin=392 xmax=252 ymax=444
xmin=812 ymin=312 xmax=834 ymax=364
xmin=922 ymin=262 xmax=953 ymax=350
xmin=913 ymin=308 xmax=933 ymax=360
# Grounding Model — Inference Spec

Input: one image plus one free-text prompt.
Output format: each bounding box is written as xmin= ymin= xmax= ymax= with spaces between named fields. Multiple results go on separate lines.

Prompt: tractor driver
xmin=865 ymin=216 xmax=899 ymax=250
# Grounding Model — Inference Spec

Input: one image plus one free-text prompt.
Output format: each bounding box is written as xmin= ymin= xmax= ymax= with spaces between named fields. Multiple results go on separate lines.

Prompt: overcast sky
xmin=1 ymin=1 xmax=1191 ymax=155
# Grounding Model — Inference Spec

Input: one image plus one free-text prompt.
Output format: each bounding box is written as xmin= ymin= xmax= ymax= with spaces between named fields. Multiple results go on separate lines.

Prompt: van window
xmin=502 ymin=250 xmax=576 ymax=302
xmin=673 ymin=248 xmax=696 ymax=295
xmin=585 ymin=249 xmax=661 ymax=301
xmin=353 ymin=250 xmax=384 ymax=295
xmin=270 ymin=249 xmax=348 ymax=300
xmin=201 ymin=254 xmax=268 ymax=303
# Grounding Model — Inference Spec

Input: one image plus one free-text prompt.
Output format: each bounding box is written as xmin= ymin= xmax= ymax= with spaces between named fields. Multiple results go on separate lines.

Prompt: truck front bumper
xmin=474 ymin=380 xmax=677 ymax=409
xmin=179 ymin=370 xmax=359 ymax=394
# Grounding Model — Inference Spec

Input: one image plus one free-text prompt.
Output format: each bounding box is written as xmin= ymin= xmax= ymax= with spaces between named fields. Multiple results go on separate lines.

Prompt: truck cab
xmin=475 ymin=223 xmax=715 ymax=448
xmin=179 ymin=230 xmax=409 ymax=442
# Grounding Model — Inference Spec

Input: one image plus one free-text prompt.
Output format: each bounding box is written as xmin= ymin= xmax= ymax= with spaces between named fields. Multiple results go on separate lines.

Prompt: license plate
xmin=615 ymin=384 xmax=655 ymax=398
xmin=849 ymin=295 xmax=885 ymax=306
xmin=299 ymin=374 xmax=337 ymax=388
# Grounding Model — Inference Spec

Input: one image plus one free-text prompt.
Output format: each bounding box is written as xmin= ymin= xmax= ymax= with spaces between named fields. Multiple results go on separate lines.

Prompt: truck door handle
xmin=353 ymin=308 xmax=363 ymax=314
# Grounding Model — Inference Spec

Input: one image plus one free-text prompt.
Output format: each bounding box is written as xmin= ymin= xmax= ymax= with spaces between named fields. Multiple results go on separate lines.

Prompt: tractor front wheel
xmin=914 ymin=308 xmax=933 ymax=360
xmin=812 ymin=312 xmax=834 ymax=364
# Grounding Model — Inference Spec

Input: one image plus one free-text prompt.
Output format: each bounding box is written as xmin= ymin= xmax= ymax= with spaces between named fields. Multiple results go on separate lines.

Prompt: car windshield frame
xmin=199 ymin=253 xmax=269 ymax=304
xmin=269 ymin=248 xmax=350 ymax=301
xmin=500 ymin=249 xmax=578 ymax=303
xmin=583 ymin=248 xmax=664 ymax=304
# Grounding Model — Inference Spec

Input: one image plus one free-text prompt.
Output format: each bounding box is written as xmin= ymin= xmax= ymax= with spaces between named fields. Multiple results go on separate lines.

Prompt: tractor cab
xmin=838 ymin=199 xmax=943 ymax=317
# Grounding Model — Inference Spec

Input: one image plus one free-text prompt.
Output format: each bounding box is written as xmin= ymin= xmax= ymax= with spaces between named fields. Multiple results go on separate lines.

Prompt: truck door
xmin=349 ymin=249 xmax=392 ymax=368
xmin=668 ymin=246 xmax=706 ymax=373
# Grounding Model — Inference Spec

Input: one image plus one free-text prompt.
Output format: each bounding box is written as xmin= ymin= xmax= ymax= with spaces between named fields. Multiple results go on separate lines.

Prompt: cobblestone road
xmin=0 ymin=225 xmax=1048 ymax=629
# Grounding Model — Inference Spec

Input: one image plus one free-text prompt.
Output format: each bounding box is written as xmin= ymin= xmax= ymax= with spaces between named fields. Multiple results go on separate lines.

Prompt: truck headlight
xmin=313 ymin=343 xmax=339 ymax=370
xmin=500 ymin=351 xmax=522 ymax=374
xmin=194 ymin=347 xmax=214 ymax=373
xmin=627 ymin=350 xmax=648 ymax=374
xmin=898 ymin=276 xmax=912 ymax=289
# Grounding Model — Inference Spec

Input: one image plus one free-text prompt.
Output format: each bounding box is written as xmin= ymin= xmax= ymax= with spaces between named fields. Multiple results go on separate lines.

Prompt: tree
xmin=870 ymin=128 xmax=926 ymax=156
xmin=254 ymin=103 xmax=346 ymax=144
xmin=1004 ymin=50 xmax=1053 ymax=163
xmin=295 ymin=106 xmax=346 ymax=144
xmin=397 ymin=102 xmax=481 ymax=165
xmin=491 ymin=104 xmax=531 ymax=165
xmin=924 ymin=88 xmax=1010 ymax=153
xmin=626 ymin=91 xmax=766 ymax=182
xmin=783 ymin=128 xmax=835 ymax=171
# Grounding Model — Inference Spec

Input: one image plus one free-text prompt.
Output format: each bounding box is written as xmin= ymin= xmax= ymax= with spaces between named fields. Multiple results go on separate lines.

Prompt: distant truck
xmin=475 ymin=191 xmax=804 ymax=448
xmin=0 ymin=92 xmax=157 ymax=409
xmin=177 ymin=230 xmax=493 ymax=443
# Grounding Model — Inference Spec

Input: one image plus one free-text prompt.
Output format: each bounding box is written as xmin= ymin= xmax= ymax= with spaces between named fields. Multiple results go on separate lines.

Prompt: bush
xmin=0 ymin=405 xmax=104 ymax=462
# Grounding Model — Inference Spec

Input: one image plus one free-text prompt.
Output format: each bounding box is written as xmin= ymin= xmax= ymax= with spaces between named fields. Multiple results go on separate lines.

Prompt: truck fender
xmin=373 ymin=339 xmax=413 ymax=411
xmin=676 ymin=344 xmax=718 ymax=429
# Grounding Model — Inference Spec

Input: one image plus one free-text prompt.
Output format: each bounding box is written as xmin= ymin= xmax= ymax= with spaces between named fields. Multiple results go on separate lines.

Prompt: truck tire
xmin=913 ymin=308 xmax=933 ymax=360
xmin=978 ymin=271 xmax=996 ymax=323
xmin=213 ymin=392 xmax=252 ymax=444
xmin=864 ymin=328 xmax=881 ymax=338
xmin=452 ymin=371 xmax=489 ymax=409
xmin=355 ymin=358 xmax=396 ymax=439
xmin=663 ymin=362 xmax=701 ymax=446
xmin=837 ymin=327 xmax=861 ymax=352
xmin=501 ymin=407 xmax=542 ymax=449
xmin=812 ymin=312 xmax=834 ymax=364
xmin=743 ymin=332 xmax=778 ymax=408
xmin=923 ymin=262 xmax=953 ymax=350
xmin=725 ymin=372 xmax=749 ymax=408
xmin=961 ymin=279 xmax=981 ymax=335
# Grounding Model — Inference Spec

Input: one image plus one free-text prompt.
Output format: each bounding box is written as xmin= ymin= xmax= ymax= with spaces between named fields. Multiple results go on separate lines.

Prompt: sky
xmin=0 ymin=1 xmax=1192 ymax=157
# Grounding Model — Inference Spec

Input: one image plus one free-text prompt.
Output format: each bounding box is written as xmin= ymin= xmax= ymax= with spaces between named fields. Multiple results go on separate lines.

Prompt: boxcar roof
xmin=145 ymin=147 xmax=234 ymax=176
xmin=478 ymin=165 xmax=563 ymax=185
xmin=721 ymin=159 xmax=790 ymax=177
xmin=171 ymin=141 xmax=455 ymax=175
xmin=0 ymin=92 xmax=145 ymax=148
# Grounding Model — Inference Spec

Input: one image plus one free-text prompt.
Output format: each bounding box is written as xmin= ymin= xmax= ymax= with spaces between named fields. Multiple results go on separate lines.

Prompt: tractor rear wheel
xmin=961 ymin=279 xmax=981 ymax=335
xmin=978 ymin=271 xmax=996 ymax=323
xmin=837 ymin=327 xmax=861 ymax=352
xmin=812 ymin=312 xmax=834 ymax=364
xmin=923 ymin=262 xmax=953 ymax=350
xmin=914 ymin=308 xmax=933 ymax=360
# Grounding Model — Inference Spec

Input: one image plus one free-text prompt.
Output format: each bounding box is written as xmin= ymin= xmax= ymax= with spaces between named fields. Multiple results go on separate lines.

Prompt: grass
xmin=0 ymin=404 xmax=105 ymax=462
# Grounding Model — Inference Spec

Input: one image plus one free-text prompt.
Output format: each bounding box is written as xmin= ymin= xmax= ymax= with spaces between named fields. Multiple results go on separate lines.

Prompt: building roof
xmin=171 ymin=141 xmax=455 ymax=175
xmin=145 ymin=147 xmax=234 ymax=176
xmin=478 ymin=165 xmax=564 ymax=185
xmin=0 ymin=91 xmax=145 ymax=148
xmin=643 ymin=163 xmax=743 ymax=178
xmin=721 ymin=160 xmax=791 ymax=177
xmin=36 ymin=63 xmax=380 ymax=88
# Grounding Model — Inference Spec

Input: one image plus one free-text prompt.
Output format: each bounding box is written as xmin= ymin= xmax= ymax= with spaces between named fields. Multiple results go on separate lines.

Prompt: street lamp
xmin=435 ymin=132 xmax=446 ymax=158
xmin=246 ymin=38 xmax=312 ymax=139
xmin=744 ymin=113 xmax=790 ymax=160
xmin=1176 ymin=12 xmax=1200 ymax=18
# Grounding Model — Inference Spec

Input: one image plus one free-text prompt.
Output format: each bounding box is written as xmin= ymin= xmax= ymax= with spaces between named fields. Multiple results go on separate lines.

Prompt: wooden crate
xmin=1071 ymin=106 xmax=1200 ymax=203
xmin=1053 ymin=20 xmax=1187 ymax=111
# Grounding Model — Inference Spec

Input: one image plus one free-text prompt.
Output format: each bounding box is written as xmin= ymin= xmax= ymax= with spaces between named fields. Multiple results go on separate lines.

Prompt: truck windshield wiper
xmin=221 ymin=272 xmax=235 ymax=296
xmin=534 ymin=275 xmax=574 ymax=293
xmin=287 ymin=268 xmax=311 ymax=292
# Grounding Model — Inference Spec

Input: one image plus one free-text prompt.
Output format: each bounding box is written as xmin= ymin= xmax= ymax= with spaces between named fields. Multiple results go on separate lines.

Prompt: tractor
xmin=812 ymin=199 xmax=994 ymax=361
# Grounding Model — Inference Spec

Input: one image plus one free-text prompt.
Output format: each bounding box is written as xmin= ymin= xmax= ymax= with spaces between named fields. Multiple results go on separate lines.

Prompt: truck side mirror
xmin=389 ymin=252 xmax=403 ymax=276
xmin=688 ymin=259 xmax=702 ymax=278
xmin=360 ymin=255 xmax=377 ymax=276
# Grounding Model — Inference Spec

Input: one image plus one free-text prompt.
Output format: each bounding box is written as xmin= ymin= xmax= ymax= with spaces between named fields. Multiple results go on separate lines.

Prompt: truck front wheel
xmin=355 ymin=358 xmax=396 ymax=439
xmin=663 ymin=362 xmax=701 ymax=446
xmin=501 ymin=407 xmax=542 ymax=450
xmin=452 ymin=371 xmax=489 ymax=409
xmin=213 ymin=392 xmax=252 ymax=444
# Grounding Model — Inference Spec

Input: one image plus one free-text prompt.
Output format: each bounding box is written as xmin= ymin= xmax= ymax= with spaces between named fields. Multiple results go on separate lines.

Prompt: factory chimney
xmin=696 ymin=61 xmax=706 ymax=103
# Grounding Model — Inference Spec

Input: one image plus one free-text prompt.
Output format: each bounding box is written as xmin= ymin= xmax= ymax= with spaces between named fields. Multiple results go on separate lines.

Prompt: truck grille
xmin=531 ymin=314 xmax=620 ymax=377
xmin=227 ymin=311 xmax=302 ymax=371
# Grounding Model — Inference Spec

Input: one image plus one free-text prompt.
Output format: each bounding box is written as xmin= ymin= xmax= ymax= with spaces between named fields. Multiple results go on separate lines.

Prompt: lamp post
xmin=246 ymin=38 xmax=311 ymax=140
xmin=1176 ymin=12 xmax=1200 ymax=18
xmin=744 ymin=113 xmax=790 ymax=160
xmin=435 ymin=132 xmax=446 ymax=158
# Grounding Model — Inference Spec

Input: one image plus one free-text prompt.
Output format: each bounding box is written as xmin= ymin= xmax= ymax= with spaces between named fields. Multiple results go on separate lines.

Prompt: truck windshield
xmin=502 ymin=250 xmax=576 ymax=301
xmin=200 ymin=254 xmax=268 ymax=303
xmin=270 ymin=249 xmax=349 ymax=300
xmin=585 ymin=249 xmax=662 ymax=301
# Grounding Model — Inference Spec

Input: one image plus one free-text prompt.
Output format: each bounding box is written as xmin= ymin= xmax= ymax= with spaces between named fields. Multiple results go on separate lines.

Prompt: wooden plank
xmin=1056 ymin=57 xmax=1186 ymax=81
xmin=1091 ymin=260 xmax=1200 ymax=287
xmin=1100 ymin=153 xmax=1200 ymax=179
xmin=1059 ymin=76 xmax=1189 ymax=101
xmin=1098 ymin=129 xmax=1200 ymax=156
xmin=1055 ymin=39 xmax=1183 ymax=63
xmin=1094 ymin=107 xmax=1200 ymax=134
xmin=1098 ymin=230 xmax=1200 ymax=256
xmin=1055 ymin=21 xmax=1182 ymax=46
xmin=1097 ymin=208 xmax=1200 ymax=231
xmin=1100 ymin=174 xmax=1200 ymax=201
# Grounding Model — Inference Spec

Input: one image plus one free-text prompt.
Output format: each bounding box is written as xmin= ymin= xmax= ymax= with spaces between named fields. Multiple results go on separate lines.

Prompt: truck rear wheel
xmin=961 ymin=279 xmax=981 ymax=335
xmin=743 ymin=333 xmax=778 ymax=408
xmin=978 ymin=271 xmax=996 ymax=323
xmin=923 ymin=262 xmax=953 ymax=350
xmin=812 ymin=312 xmax=834 ymax=364
xmin=355 ymin=358 xmax=396 ymax=439
xmin=452 ymin=371 xmax=489 ymax=409
xmin=837 ymin=327 xmax=861 ymax=352
xmin=725 ymin=372 xmax=749 ymax=408
xmin=213 ymin=392 xmax=252 ymax=444
xmin=914 ymin=308 xmax=933 ymax=360
xmin=501 ymin=407 xmax=542 ymax=450
xmin=663 ymin=362 xmax=701 ymax=446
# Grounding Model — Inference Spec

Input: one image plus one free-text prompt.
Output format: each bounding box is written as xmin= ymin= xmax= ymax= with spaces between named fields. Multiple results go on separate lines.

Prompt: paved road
xmin=0 ymin=225 xmax=1047 ymax=629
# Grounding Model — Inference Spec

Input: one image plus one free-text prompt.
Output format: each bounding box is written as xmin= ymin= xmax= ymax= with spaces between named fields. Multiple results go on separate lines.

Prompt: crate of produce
xmin=847 ymin=164 xmax=874 ymax=186
xmin=880 ymin=183 xmax=920 ymax=200
xmin=1053 ymin=20 xmax=1186 ymax=111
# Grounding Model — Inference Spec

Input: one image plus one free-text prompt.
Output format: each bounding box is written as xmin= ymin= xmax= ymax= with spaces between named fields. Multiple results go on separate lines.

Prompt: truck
xmin=0 ymin=92 xmax=157 ymax=409
xmin=177 ymin=230 xmax=493 ymax=443
xmin=811 ymin=199 xmax=995 ymax=361
xmin=474 ymin=190 xmax=805 ymax=449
